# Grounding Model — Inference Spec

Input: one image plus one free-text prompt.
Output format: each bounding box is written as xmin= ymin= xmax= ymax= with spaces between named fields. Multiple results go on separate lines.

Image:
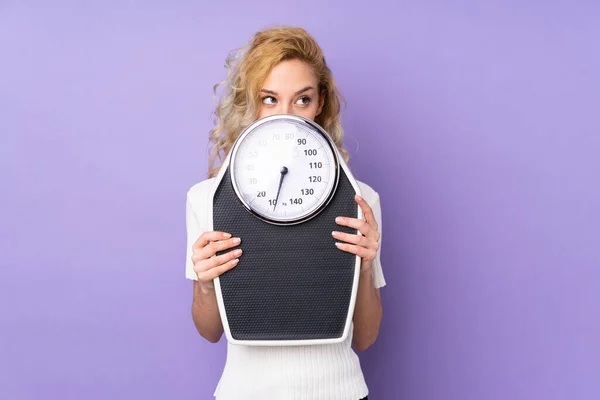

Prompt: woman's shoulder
xmin=186 ymin=178 xmax=216 ymax=205
xmin=355 ymin=180 xmax=380 ymax=206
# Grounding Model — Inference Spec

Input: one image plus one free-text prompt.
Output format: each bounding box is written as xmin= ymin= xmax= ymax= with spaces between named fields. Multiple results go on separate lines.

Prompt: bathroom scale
xmin=210 ymin=114 xmax=363 ymax=346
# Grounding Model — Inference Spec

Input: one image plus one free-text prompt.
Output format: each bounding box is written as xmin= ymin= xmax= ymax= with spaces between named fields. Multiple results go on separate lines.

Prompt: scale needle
xmin=273 ymin=166 xmax=288 ymax=211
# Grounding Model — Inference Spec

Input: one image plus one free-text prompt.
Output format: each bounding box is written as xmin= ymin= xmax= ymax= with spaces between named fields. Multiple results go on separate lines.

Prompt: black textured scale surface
xmin=213 ymin=168 xmax=359 ymax=341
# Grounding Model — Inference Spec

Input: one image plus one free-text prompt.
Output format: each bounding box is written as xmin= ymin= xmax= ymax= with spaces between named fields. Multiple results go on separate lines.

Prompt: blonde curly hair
xmin=207 ymin=26 xmax=348 ymax=178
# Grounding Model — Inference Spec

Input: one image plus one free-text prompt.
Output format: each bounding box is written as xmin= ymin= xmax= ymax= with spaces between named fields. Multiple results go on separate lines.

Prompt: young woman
xmin=185 ymin=26 xmax=386 ymax=400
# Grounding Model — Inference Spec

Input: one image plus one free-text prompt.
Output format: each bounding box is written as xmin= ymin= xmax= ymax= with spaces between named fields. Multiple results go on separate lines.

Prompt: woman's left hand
xmin=332 ymin=194 xmax=381 ymax=272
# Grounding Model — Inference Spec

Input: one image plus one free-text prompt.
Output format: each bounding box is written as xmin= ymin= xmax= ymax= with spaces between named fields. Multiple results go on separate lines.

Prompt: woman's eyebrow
xmin=294 ymin=86 xmax=315 ymax=95
xmin=260 ymin=86 xmax=315 ymax=96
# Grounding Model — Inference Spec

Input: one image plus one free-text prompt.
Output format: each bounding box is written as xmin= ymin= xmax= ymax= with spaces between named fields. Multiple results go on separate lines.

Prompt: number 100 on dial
xmin=230 ymin=116 xmax=340 ymax=225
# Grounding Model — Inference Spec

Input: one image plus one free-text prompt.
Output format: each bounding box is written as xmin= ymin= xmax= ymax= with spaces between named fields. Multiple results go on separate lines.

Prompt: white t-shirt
xmin=186 ymin=178 xmax=386 ymax=400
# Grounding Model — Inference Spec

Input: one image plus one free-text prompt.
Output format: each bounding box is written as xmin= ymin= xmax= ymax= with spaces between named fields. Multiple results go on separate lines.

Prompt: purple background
xmin=2 ymin=1 xmax=599 ymax=399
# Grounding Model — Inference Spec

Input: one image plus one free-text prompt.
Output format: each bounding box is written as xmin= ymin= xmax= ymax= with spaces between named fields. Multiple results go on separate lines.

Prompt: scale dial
xmin=230 ymin=115 xmax=340 ymax=224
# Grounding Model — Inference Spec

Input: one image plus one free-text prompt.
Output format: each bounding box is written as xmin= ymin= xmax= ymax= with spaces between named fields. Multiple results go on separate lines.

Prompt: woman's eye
xmin=262 ymin=96 xmax=276 ymax=105
xmin=296 ymin=96 xmax=311 ymax=105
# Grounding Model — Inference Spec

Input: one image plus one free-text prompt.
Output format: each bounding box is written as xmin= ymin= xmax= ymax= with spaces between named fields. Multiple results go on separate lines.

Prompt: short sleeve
xmin=370 ymin=193 xmax=386 ymax=288
xmin=185 ymin=193 xmax=201 ymax=281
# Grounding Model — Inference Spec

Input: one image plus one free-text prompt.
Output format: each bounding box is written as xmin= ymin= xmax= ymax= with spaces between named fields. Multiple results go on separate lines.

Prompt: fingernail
xmin=232 ymin=237 xmax=241 ymax=244
xmin=234 ymin=249 xmax=243 ymax=256
xmin=335 ymin=217 xmax=343 ymax=224
xmin=223 ymin=232 xmax=232 ymax=238
xmin=332 ymin=231 xmax=339 ymax=237
xmin=232 ymin=259 xmax=239 ymax=265
xmin=335 ymin=242 xmax=342 ymax=248
xmin=355 ymin=194 xmax=363 ymax=201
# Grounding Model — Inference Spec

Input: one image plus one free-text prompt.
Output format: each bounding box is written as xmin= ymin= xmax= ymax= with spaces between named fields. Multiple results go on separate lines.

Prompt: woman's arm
xmin=352 ymin=267 xmax=382 ymax=351
xmin=332 ymin=194 xmax=383 ymax=351
xmin=190 ymin=231 xmax=242 ymax=343
xmin=192 ymin=280 xmax=224 ymax=343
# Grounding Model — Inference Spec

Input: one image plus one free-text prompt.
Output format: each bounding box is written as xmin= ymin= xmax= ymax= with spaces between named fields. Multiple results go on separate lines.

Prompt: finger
xmin=354 ymin=194 xmax=379 ymax=230
xmin=334 ymin=242 xmax=377 ymax=260
xmin=331 ymin=230 xmax=377 ymax=250
xmin=192 ymin=231 xmax=232 ymax=251
xmin=335 ymin=216 xmax=374 ymax=239
xmin=194 ymin=247 xmax=242 ymax=271
xmin=196 ymin=258 xmax=240 ymax=281
xmin=193 ymin=237 xmax=241 ymax=262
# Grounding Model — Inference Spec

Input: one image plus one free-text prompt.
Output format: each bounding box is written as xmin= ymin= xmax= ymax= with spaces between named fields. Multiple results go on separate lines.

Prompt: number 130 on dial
xmin=230 ymin=116 xmax=340 ymax=225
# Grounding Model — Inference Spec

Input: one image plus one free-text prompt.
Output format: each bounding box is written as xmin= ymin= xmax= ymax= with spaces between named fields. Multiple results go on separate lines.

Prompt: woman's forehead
xmin=262 ymin=60 xmax=318 ymax=91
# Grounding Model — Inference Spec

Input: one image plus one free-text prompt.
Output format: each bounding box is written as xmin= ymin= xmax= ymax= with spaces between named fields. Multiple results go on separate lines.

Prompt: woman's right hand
xmin=191 ymin=231 xmax=242 ymax=292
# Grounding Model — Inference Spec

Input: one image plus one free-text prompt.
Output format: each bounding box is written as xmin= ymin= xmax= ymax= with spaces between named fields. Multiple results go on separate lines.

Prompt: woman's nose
xmin=279 ymin=103 xmax=293 ymax=115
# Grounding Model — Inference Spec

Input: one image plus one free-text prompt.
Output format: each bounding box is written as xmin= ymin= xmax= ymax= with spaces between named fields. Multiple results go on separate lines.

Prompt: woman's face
xmin=257 ymin=59 xmax=324 ymax=121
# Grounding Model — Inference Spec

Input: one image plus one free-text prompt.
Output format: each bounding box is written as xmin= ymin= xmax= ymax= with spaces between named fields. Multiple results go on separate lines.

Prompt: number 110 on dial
xmin=230 ymin=117 xmax=340 ymax=224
